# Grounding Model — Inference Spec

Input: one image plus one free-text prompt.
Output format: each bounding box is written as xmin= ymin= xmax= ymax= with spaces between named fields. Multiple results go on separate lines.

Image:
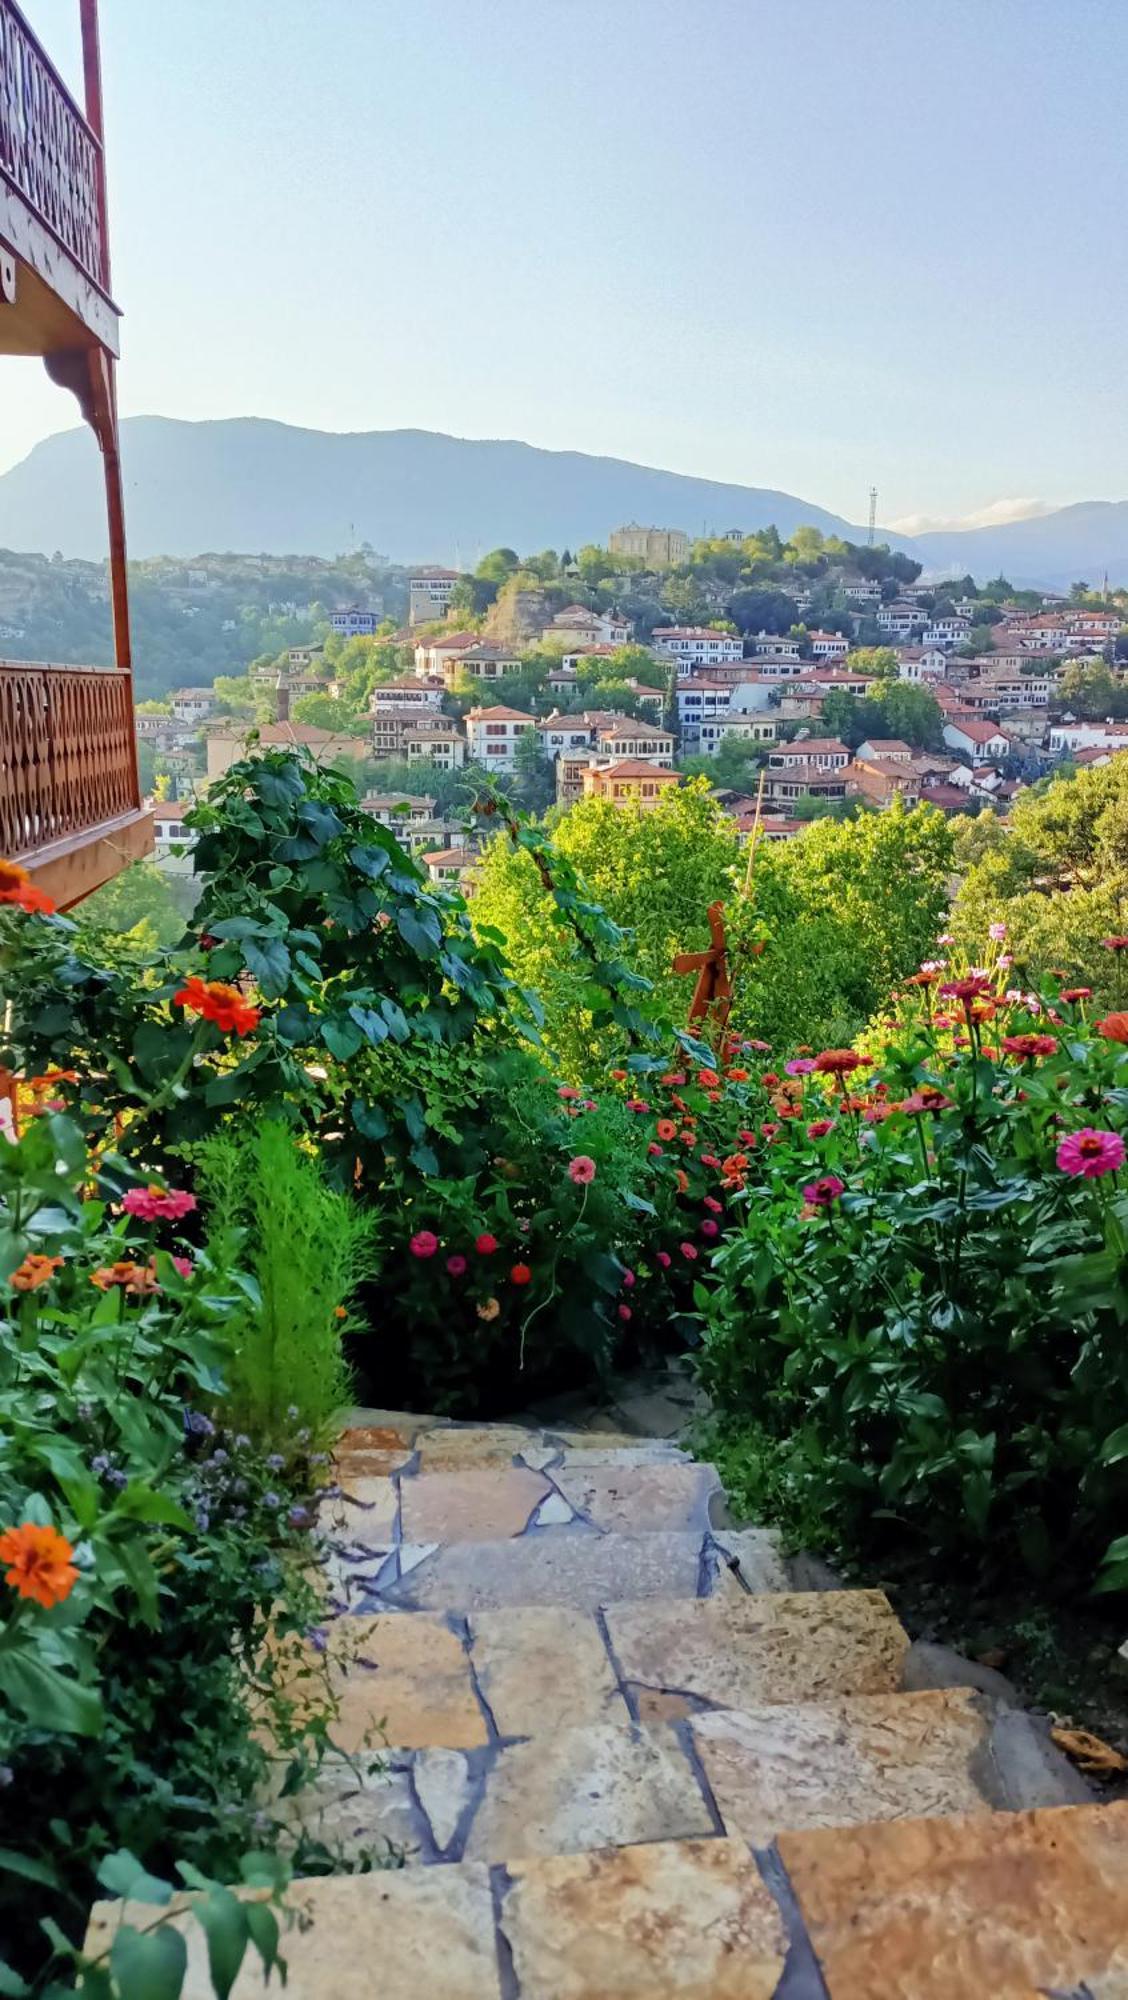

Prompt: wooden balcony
xmin=0 ymin=3 xmax=150 ymax=903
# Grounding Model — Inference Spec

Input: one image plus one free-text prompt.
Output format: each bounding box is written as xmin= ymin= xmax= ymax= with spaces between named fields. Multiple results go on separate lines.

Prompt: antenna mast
xmin=867 ymin=487 xmax=877 ymax=546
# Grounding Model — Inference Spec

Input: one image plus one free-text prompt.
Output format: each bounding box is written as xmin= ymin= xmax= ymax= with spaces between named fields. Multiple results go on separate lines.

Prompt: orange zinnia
xmin=0 ymin=859 xmax=56 ymax=915
xmin=9 ymin=1252 xmax=63 ymax=1292
xmin=173 ymin=975 xmax=261 ymax=1037
xmin=1097 ymin=1013 xmax=1128 ymax=1046
xmin=90 ymin=1259 xmax=160 ymax=1296
xmin=0 ymin=1521 xmax=78 ymax=1608
xmin=656 ymin=1119 xmax=677 ymax=1141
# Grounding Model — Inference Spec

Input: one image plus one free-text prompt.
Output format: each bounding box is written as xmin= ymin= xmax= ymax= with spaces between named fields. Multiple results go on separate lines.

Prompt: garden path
xmin=91 ymin=1405 xmax=1128 ymax=1997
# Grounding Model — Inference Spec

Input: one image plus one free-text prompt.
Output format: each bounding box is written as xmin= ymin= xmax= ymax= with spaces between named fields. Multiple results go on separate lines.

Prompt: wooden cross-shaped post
xmin=673 ymin=900 xmax=733 ymax=1038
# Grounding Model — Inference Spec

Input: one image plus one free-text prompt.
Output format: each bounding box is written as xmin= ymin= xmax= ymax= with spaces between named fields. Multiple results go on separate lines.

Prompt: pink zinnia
xmin=700 ymin=1218 xmax=719 ymax=1238
xmin=807 ymin=1119 xmax=834 ymax=1139
xmin=703 ymin=1196 xmax=722 ymax=1213
xmin=679 ymin=1241 xmax=698 ymax=1261
xmin=568 ymin=1155 xmax=597 ymax=1185
xmin=785 ymin=1058 xmax=816 ymax=1076
xmin=122 ymin=1185 xmax=197 ymax=1222
xmin=622 ymin=1268 xmax=635 ymax=1288
xmin=410 ymin=1230 xmax=439 ymax=1258
xmin=648 ymin=1142 xmax=663 ymax=1156
xmin=656 ymin=1250 xmax=672 ymax=1269
xmin=446 ymin=1254 xmax=467 ymax=1276
xmin=617 ymin=1303 xmax=632 ymax=1322
xmin=802 ymin=1174 xmax=845 ymax=1208
xmin=1056 ymin=1129 xmax=1126 ymax=1180
xmin=172 ymin=1255 xmax=194 ymax=1279
xmin=988 ymin=922 xmax=1008 ymax=942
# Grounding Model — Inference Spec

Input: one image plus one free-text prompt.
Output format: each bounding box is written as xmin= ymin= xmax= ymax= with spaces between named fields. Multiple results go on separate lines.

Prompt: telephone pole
xmin=867 ymin=486 xmax=878 ymax=546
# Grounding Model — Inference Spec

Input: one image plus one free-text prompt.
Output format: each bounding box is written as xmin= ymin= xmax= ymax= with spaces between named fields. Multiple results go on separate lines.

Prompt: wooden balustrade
xmin=0 ymin=659 xmax=140 ymax=862
xmin=0 ymin=0 xmax=107 ymax=288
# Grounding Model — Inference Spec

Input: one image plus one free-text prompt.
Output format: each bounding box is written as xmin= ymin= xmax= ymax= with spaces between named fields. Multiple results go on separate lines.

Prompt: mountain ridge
xmin=0 ymin=416 xmax=1123 ymax=587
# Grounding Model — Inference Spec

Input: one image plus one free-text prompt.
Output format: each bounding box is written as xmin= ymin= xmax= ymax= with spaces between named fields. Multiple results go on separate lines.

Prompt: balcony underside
xmin=0 ymin=174 xmax=118 ymax=356
xmin=20 ymin=803 xmax=153 ymax=908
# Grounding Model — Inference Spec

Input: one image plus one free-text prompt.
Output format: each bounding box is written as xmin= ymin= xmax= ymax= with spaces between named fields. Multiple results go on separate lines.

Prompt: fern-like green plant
xmin=199 ymin=1119 xmax=375 ymax=1442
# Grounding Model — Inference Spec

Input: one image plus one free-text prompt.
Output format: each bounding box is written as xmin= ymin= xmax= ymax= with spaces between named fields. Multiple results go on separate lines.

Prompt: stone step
xmin=326 ymin=1456 xmax=722 ymax=1554
xmin=87 ymin=1837 xmax=789 ymax=1999
xmin=319 ymin=1521 xmax=788 ymax=1616
xmin=88 ymin=1805 xmax=1128 ymax=1996
xmin=280 ymin=1686 xmax=1026 ymax=1869
xmin=293 ymin=1591 xmax=908 ymax=1756
xmin=335 ymin=1417 xmax=693 ymax=1480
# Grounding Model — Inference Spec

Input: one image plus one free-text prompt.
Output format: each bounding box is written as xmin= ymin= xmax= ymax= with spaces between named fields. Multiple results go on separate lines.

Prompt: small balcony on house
xmin=0 ymin=0 xmax=151 ymax=904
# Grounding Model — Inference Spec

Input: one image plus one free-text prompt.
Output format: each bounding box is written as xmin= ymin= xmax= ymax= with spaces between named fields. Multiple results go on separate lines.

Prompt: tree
xmin=510 ymin=727 xmax=555 ymax=814
xmin=1059 ymin=658 xmax=1128 ymax=721
xmin=292 ymin=692 xmax=368 ymax=734
xmin=471 ymin=780 xmax=740 ymax=1075
xmin=78 ymin=860 xmax=195 ymax=953
xmin=847 ymin=647 xmax=900 ymax=680
xmin=476 ymin=548 xmax=520 ymax=584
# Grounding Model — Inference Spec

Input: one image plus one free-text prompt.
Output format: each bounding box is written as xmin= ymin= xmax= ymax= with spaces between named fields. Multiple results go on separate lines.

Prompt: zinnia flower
xmin=122 ymin=1184 xmax=198 ymax=1222
xmin=610 ymin=1069 xmax=627 ymax=1081
xmin=1059 ymin=988 xmax=1092 ymax=1004
xmin=988 ymin=922 xmax=1008 ymax=942
xmin=785 ymin=1058 xmax=816 ymax=1076
xmin=173 ymin=976 xmax=260 ymax=1037
xmin=0 ymin=860 xmax=56 ymax=915
xmin=806 ymin=1119 xmax=834 ymax=1139
xmin=475 ymin=1233 xmax=498 ymax=1254
xmin=675 ymin=1168 xmax=688 ymax=1193
xmin=679 ymin=1241 xmax=698 ymax=1261
xmin=409 ymin=1230 xmax=439 ymax=1259
xmin=9 ymin=1252 xmax=63 ymax=1291
xmin=90 ymin=1259 xmax=160 ymax=1295
xmin=1102 ymin=937 xmax=1128 ymax=952
xmin=446 ymin=1254 xmax=467 ymax=1276
xmin=726 ymin=1067 xmax=749 ymax=1082
xmin=899 ymin=1088 xmax=954 ymax=1114
xmin=0 ymin=1521 xmax=78 ymax=1607
xmin=617 ymin=1303 xmax=632 ymax=1322
xmin=703 ymin=1195 xmax=723 ymax=1213
xmin=1097 ymin=1014 xmax=1128 ymax=1045
xmin=568 ymin=1156 xmax=596 ymax=1185
xmin=510 ymin=1263 xmax=532 ymax=1285
xmin=656 ymin=1119 xmax=677 ymax=1141
xmin=813 ymin=1050 xmax=870 ymax=1076
xmin=1001 ymin=1034 xmax=1058 ymax=1060
xmin=656 ymin=1250 xmax=672 ymax=1269
xmin=477 ymin=1297 xmax=500 ymax=1320
xmin=802 ymin=1174 xmax=845 ymax=1208
xmin=939 ymin=976 xmax=992 ymax=1004
xmin=697 ymin=1071 xmax=719 ymax=1088
xmin=1057 ymin=1128 xmax=1126 ymax=1178
xmin=647 ymin=1142 xmax=663 ymax=1156
xmin=700 ymin=1219 xmax=719 ymax=1238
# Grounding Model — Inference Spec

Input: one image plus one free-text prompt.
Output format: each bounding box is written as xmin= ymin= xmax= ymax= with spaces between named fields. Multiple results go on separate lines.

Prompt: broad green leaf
xmin=109 ymin=1923 xmax=186 ymax=2000
xmin=96 ymin=1850 xmax=174 ymax=1905
xmin=0 ymin=1848 xmax=62 ymax=1890
xmin=197 ymin=1888 xmax=249 ymax=2000
xmin=0 ymin=1654 xmax=102 ymax=1737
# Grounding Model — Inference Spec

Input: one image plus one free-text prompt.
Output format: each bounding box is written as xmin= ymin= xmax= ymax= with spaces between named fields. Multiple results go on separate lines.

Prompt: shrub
xmin=198 ymin=1119 xmax=372 ymax=1441
xmin=699 ymin=933 xmax=1128 ymax=1593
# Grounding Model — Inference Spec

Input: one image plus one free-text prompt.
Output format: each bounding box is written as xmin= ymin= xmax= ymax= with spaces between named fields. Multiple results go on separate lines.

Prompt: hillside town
xmin=132 ymin=523 xmax=1128 ymax=891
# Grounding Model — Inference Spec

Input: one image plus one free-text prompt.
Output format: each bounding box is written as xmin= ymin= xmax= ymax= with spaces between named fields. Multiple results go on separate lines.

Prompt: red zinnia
xmin=1102 ymin=937 xmax=1128 ymax=952
xmin=1001 ymin=1034 xmax=1058 ymax=1060
xmin=939 ymin=976 xmax=992 ymax=1004
xmin=1059 ymin=988 xmax=1092 ymax=1004
xmin=1097 ymin=1014 xmax=1128 ymax=1046
xmin=510 ymin=1263 xmax=532 ymax=1285
xmin=802 ymin=1174 xmax=845 ymax=1208
xmin=679 ymin=1241 xmax=698 ymax=1261
xmin=812 ymin=1050 xmax=870 ymax=1076
xmin=0 ymin=860 xmax=56 ymax=916
xmin=475 ymin=1233 xmax=498 ymax=1254
xmin=806 ymin=1119 xmax=834 ymax=1139
xmin=174 ymin=975 xmax=260 ymax=1037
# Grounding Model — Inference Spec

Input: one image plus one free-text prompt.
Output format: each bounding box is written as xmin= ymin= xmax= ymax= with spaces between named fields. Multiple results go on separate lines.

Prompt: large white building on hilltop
xmin=608 ymin=523 xmax=689 ymax=566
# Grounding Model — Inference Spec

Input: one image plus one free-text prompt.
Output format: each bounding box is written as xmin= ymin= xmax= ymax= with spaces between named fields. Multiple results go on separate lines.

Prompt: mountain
xmin=0 ymin=417 xmax=887 ymax=563
xmin=912 ymin=503 xmax=1128 ymax=592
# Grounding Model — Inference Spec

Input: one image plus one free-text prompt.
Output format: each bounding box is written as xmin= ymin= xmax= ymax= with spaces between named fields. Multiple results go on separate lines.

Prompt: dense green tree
xmin=844 ymin=646 xmax=899 ymax=679
xmin=1058 ymin=658 xmax=1128 ymax=720
xmin=77 ymin=860 xmax=196 ymax=953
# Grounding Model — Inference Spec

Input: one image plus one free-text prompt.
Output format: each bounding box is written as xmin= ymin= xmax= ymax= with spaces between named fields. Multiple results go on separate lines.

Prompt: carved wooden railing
xmin=0 ymin=661 xmax=139 ymax=859
xmin=0 ymin=0 xmax=107 ymax=288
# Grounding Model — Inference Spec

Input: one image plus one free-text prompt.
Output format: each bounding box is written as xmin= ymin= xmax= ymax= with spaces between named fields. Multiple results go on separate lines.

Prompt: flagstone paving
xmin=91 ymin=1405 xmax=1128 ymax=1996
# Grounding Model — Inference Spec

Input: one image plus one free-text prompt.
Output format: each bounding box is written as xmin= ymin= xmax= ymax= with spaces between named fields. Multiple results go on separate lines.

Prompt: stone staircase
xmin=88 ymin=1413 xmax=1128 ymax=1997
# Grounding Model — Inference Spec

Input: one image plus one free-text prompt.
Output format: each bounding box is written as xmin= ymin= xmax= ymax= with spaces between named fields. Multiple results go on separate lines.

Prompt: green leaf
xmin=322 ymin=1016 xmax=364 ymax=1062
xmin=1099 ymin=1423 xmax=1128 ymax=1466
xmin=116 ymin=1484 xmax=194 ymax=1530
xmin=96 ymin=1850 xmax=174 ymax=1905
xmin=243 ymin=937 xmax=292 ymax=998
xmin=197 ymin=1888 xmax=249 ymax=2000
xmin=0 ymin=1848 xmax=62 ymax=1891
xmin=242 ymin=1902 xmax=281 ymax=1975
xmin=0 ymin=1959 xmax=32 ymax=1997
xmin=396 ymin=907 xmax=442 ymax=956
xmin=352 ymin=1101 xmax=388 ymax=1142
xmin=349 ymin=843 xmax=390 ymax=881
xmin=0 ymin=1654 xmax=103 ymax=1737
xmin=109 ymin=1923 xmax=186 ymax=2000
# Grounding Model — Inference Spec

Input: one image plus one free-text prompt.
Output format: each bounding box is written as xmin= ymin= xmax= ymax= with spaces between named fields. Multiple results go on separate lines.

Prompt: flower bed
xmin=699 ymin=930 xmax=1128 ymax=1594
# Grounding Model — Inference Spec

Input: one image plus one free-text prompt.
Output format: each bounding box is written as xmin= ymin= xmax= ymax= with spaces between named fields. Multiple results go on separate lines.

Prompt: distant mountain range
xmin=0 ymin=416 xmax=1124 ymax=589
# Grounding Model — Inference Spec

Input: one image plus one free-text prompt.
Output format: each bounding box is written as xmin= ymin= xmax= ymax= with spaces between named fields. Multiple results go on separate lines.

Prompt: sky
xmin=4 ymin=0 xmax=1127 ymax=531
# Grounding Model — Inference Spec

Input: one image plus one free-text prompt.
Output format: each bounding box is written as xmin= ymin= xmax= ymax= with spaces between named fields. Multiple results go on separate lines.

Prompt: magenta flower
xmin=568 ymin=1155 xmax=597 ymax=1185
xmin=446 ymin=1253 xmax=467 ymax=1276
xmin=622 ymin=1268 xmax=635 ymax=1288
xmin=410 ymin=1230 xmax=439 ymax=1258
xmin=988 ymin=922 xmax=1008 ymax=942
xmin=617 ymin=1303 xmax=632 ymax=1322
xmin=122 ymin=1185 xmax=197 ymax=1222
xmin=1056 ymin=1129 xmax=1126 ymax=1179
xmin=700 ymin=1218 xmax=719 ymax=1238
xmin=172 ymin=1255 xmax=194 ymax=1279
xmin=656 ymin=1250 xmax=672 ymax=1269
xmin=785 ymin=1058 xmax=816 ymax=1076
xmin=679 ymin=1241 xmax=698 ymax=1261
xmin=802 ymin=1174 xmax=845 ymax=1208
xmin=703 ymin=1195 xmax=723 ymax=1213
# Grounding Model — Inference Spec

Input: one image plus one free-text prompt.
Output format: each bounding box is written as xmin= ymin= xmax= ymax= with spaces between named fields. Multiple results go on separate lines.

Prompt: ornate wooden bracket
xmin=42 ymin=346 xmax=132 ymax=677
xmin=673 ymin=900 xmax=734 ymax=1035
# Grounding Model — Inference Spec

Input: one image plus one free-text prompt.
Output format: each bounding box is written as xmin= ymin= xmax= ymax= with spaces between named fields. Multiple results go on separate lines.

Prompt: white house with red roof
xmin=808 ymin=629 xmax=850 ymax=660
xmin=942 ymin=718 xmax=1015 ymax=765
xmin=465 ymin=705 xmax=538 ymax=772
xmin=652 ymin=626 xmax=744 ymax=670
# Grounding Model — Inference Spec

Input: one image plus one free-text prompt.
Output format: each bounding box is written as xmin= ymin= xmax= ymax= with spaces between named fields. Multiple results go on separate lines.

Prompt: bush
xmin=699 ymin=934 xmax=1128 ymax=1594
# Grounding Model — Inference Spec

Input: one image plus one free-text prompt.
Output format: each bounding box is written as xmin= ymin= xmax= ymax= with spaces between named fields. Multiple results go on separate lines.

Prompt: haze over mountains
xmin=0 ymin=416 xmax=1124 ymax=590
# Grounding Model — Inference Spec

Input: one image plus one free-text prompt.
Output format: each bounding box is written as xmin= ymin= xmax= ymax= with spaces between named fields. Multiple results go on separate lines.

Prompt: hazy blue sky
xmin=5 ymin=0 xmax=1126 ymax=529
